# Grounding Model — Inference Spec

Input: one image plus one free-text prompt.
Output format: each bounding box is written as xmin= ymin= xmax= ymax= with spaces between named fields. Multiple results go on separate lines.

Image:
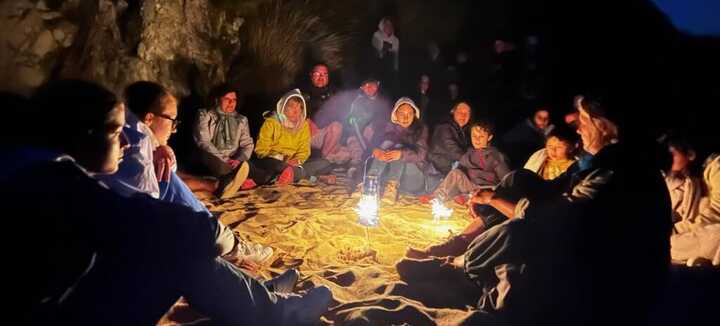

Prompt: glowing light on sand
xmin=355 ymin=175 xmax=380 ymax=227
xmin=355 ymin=194 xmax=379 ymax=227
xmin=430 ymin=198 xmax=453 ymax=222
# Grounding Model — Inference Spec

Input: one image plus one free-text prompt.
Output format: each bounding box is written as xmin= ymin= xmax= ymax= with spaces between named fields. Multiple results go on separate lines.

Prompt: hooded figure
xmin=364 ymin=97 xmax=430 ymax=203
xmin=255 ymin=89 xmax=311 ymax=164
xmin=371 ymin=17 xmax=400 ymax=72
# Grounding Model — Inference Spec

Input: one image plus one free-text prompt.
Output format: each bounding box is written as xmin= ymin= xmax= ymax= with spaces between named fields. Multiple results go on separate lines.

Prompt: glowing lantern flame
xmin=355 ymin=175 xmax=380 ymax=227
xmin=355 ymin=194 xmax=379 ymax=227
xmin=430 ymin=198 xmax=453 ymax=222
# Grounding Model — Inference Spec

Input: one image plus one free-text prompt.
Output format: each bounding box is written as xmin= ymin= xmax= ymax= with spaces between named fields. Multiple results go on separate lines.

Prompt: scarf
xmin=211 ymin=109 xmax=239 ymax=151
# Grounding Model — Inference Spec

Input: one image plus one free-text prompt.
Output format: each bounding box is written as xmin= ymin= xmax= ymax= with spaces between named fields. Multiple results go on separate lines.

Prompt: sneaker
xmin=277 ymin=166 xmax=294 ymax=185
xmin=265 ymin=268 xmax=300 ymax=294
xmin=418 ymin=194 xmax=434 ymax=204
xmin=406 ymin=235 xmax=470 ymax=259
xmin=241 ymin=178 xmax=257 ymax=190
xmin=278 ymin=285 xmax=332 ymax=325
xmin=382 ymin=180 xmax=399 ymax=204
xmin=237 ymin=241 xmax=274 ymax=265
xmin=221 ymin=161 xmax=250 ymax=199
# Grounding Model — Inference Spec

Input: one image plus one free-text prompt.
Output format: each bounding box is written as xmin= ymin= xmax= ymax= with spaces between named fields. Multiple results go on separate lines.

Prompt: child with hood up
xmin=363 ymin=97 xmax=430 ymax=203
xmin=252 ymin=89 xmax=333 ymax=185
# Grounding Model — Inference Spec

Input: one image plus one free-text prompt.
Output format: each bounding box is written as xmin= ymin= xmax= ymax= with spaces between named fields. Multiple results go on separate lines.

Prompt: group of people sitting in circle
xmin=6 ymin=59 xmax=718 ymax=324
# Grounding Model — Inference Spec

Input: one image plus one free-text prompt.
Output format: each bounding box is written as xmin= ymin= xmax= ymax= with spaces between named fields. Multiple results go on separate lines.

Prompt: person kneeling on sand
xmin=4 ymin=80 xmax=332 ymax=325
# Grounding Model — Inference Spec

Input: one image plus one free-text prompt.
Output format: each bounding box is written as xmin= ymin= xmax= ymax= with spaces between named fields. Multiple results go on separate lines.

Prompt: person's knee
xmin=328 ymin=121 xmax=342 ymax=135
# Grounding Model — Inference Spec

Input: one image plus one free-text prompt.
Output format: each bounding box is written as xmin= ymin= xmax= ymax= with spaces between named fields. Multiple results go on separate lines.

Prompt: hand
xmin=287 ymin=159 xmax=300 ymax=167
xmin=227 ymin=159 xmax=241 ymax=169
xmin=471 ymin=189 xmax=495 ymax=205
xmin=237 ymin=258 xmax=261 ymax=274
xmin=153 ymin=145 xmax=176 ymax=182
xmin=383 ymin=150 xmax=402 ymax=162
xmin=372 ymin=149 xmax=385 ymax=160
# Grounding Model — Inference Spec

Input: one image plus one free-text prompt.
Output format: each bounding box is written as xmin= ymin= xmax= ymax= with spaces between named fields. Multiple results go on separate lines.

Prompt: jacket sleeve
xmin=459 ymin=150 xmax=474 ymax=169
xmin=494 ymin=152 xmax=512 ymax=181
xmin=193 ymin=110 xmax=224 ymax=160
xmin=401 ymin=126 xmax=429 ymax=163
xmin=254 ymin=119 xmax=277 ymax=159
xmin=514 ymin=168 xmax=614 ymax=221
xmin=294 ymin=122 xmax=312 ymax=164
xmin=435 ymin=125 xmax=465 ymax=162
xmin=232 ymin=116 xmax=254 ymax=162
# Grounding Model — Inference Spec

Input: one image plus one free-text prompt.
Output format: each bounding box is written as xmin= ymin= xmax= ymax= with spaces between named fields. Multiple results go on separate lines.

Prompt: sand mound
xmin=160 ymin=175 xmax=479 ymax=325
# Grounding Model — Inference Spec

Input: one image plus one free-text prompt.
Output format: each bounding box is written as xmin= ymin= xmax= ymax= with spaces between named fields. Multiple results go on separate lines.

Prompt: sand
xmin=158 ymin=174 xmax=487 ymax=325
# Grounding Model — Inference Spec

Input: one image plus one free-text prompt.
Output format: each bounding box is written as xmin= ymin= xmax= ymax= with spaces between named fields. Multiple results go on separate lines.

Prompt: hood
xmin=378 ymin=17 xmax=390 ymax=33
xmin=273 ymin=88 xmax=307 ymax=130
xmin=390 ymin=97 xmax=420 ymax=126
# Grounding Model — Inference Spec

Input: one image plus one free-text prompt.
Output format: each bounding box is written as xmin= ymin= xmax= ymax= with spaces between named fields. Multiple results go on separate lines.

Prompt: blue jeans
xmin=56 ymin=255 xmax=287 ymax=325
xmin=367 ymin=159 xmax=428 ymax=194
xmin=160 ymin=171 xmax=237 ymax=255
xmin=160 ymin=171 xmax=211 ymax=216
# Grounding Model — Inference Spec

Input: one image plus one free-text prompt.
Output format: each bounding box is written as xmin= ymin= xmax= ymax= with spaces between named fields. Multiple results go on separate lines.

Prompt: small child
xmin=420 ymin=121 xmax=510 ymax=205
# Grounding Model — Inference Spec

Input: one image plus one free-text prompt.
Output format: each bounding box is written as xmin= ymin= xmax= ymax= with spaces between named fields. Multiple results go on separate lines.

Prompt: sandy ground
xmin=158 ymin=173 xmax=488 ymax=325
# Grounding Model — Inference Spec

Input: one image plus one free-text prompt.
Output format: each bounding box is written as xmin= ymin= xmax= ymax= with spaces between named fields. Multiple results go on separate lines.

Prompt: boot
xmin=382 ymin=180 xmax=399 ymax=204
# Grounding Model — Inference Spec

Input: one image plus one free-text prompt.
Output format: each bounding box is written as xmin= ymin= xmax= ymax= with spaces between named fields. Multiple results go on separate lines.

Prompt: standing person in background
xmin=371 ymin=17 xmax=400 ymax=95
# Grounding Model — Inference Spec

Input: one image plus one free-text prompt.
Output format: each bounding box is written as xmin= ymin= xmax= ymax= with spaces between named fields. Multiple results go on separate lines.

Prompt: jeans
xmin=56 ymin=255 xmax=288 ymax=325
xmin=250 ymin=157 xmax=334 ymax=185
xmin=367 ymin=159 xmax=428 ymax=194
xmin=160 ymin=171 xmax=211 ymax=216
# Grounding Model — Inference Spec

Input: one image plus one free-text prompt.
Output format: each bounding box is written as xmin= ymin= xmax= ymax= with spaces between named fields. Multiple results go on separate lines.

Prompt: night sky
xmin=652 ymin=0 xmax=720 ymax=36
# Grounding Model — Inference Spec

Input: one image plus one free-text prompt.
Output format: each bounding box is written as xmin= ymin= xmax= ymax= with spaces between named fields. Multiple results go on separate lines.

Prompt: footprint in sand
xmin=325 ymin=270 xmax=356 ymax=287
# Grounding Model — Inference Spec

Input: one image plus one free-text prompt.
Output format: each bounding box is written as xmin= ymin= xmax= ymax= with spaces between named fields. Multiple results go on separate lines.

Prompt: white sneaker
xmin=221 ymin=161 xmax=250 ymax=199
xmin=235 ymin=241 xmax=274 ymax=265
xmin=278 ymin=285 xmax=332 ymax=325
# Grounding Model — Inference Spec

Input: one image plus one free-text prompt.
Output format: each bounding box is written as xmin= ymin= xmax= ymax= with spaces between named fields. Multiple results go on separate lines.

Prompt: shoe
xmin=277 ymin=166 xmax=294 ymax=185
xmin=381 ymin=180 xmax=399 ymax=204
xmin=418 ymin=194 xmax=434 ymax=204
xmin=318 ymin=175 xmax=337 ymax=184
xmin=265 ymin=269 xmax=300 ymax=294
xmin=237 ymin=241 xmax=274 ymax=265
xmin=406 ymin=235 xmax=470 ymax=259
xmin=221 ymin=161 xmax=250 ymax=199
xmin=241 ymin=178 xmax=257 ymax=190
xmin=278 ymin=285 xmax=332 ymax=325
xmin=453 ymin=195 xmax=468 ymax=206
